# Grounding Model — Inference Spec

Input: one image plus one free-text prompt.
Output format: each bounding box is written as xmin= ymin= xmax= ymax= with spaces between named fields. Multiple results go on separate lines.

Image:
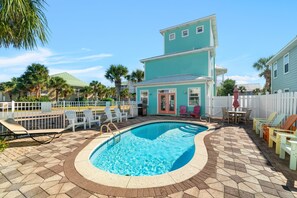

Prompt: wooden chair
xmin=253 ymin=112 xmax=277 ymax=131
xmin=237 ymin=109 xmax=252 ymax=124
xmin=65 ymin=110 xmax=86 ymax=132
xmin=222 ymin=107 xmax=234 ymax=123
xmin=190 ymin=106 xmax=200 ymax=118
xmin=114 ymin=107 xmax=128 ymax=122
xmin=259 ymin=114 xmax=285 ymax=138
xmin=83 ymin=109 xmax=101 ymax=128
xmin=179 ymin=105 xmax=188 ymax=117
xmin=279 ymin=134 xmax=297 ymax=170
xmin=269 ymin=128 xmax=297 ymax=154
xmin=104 ymin=107 xmax=119 ymax=123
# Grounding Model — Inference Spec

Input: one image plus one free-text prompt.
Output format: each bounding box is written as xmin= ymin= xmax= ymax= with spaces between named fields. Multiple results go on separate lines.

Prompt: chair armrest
xmin=68 ymin=118 xmax=75 ymax=124
xmin=276 ymin=132 xmax=297 ymax=138
xmin=289 ymin=140 xmax=297 ymax=145
xmin=272 ymin=128 xmax=295 ymax=133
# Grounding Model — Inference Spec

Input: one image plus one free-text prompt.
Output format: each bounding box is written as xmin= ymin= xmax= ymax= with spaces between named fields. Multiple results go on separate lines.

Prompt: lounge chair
xmin=267 ymin=114 xmax=297 ymax=148
xmin=114 ymin=107 xmax=128 ymax=122
xmin=258 ymin=114 xmax=285 ymax=138
xmin=269 ymin=128 xmax=297 ymax=154
xmin=190 ymin=105 xmax=200 ymax=118
xmin=65 ymin=110 xmax=86 ymax=132
xmin=83 ymin=109 xmax=101 ymax=128
xmin=0 ymin=118 xmax=63 ymax=144
xmin=104 ymin=107 xmax=119 ymax=123
xmin=179 ymin=105 xmax=188 ymax=117
xmin=253 ymin=112 xmax=277 ymax=131
xmin=279 ymin=134 xmax=297 ymax=170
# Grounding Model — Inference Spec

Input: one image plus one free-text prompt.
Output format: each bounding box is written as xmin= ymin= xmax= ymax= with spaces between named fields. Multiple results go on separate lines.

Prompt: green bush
xmin=0 ymin=138 xmax=8 ymax=152
xmin=101 ymin=98 xmax=114 ymax=102
xmin=16 ymin=96 xmax=50 ymax=102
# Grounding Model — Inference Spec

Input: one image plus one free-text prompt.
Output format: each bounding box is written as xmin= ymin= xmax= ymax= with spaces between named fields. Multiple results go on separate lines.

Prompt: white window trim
xmin=283 ymin=53 xmax=289 ymax=74
xmin=284 ymin=88 xmax=290 ymax=92
xmin=181 ymin=29 xmax=189 ymax=37
xmin=196 ymin=25 xmax=204 ymax=34
xmin=187 ymin=87 xmax=201 ymax=107
xmin=140 ymin=90 xmax=149 ymax=105
xmin=169 ymin=33 xmax=175 ymax=41
xmin=273 ymin=62 xmax=277 ymax=79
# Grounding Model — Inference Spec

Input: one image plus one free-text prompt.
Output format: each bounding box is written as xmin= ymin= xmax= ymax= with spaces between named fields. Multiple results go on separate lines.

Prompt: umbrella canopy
xmin=233 ymin=86 xmax=240 ymax=110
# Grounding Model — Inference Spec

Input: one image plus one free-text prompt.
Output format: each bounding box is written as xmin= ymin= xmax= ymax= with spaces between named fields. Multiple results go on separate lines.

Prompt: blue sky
xmin=1 ymin=0 xmax=297 ymax=87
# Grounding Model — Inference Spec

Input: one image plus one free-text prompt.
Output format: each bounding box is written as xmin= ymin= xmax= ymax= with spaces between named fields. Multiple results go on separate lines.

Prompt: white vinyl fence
xmin=206 ymin=91 xmax=297 ymax=121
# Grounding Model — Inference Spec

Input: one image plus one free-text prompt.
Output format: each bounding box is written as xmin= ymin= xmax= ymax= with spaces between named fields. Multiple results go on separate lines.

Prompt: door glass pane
xmin=169 ymin=95 xmax=175 ymax=111
xmin=160 ymin=95 xmax=166 ymax=111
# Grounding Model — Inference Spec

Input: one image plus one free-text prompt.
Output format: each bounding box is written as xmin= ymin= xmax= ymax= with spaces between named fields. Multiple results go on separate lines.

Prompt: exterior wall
xmin=271 ymin=46 xmax=297 ymax=92
xmin=145 ymin=51 xmax=209 ymax=80
xmin=137 ymin=83 xmax=206 ymax=115
xmin=164 ymin=20 xmax=211 ymax=54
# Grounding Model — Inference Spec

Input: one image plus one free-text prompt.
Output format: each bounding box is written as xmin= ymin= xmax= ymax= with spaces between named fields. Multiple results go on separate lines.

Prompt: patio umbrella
xmin=233 ymin=86 xmax=240 ymax=110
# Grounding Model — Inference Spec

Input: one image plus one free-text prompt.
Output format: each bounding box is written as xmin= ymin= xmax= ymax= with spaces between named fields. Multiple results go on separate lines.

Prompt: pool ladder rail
xmin=100 ymin=122 xmax=120 ymax=136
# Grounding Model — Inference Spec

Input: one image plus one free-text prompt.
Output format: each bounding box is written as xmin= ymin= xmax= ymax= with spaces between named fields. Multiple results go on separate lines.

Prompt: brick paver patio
xmin=0 ymin=116 xmax=297 ymax=197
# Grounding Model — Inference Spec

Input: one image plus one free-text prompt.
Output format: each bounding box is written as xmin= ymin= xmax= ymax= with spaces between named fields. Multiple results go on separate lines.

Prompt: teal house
xmin=136 ymin=15 xmax=218 ymax=116
xmin=267 ymin=36 xmax=297 ymax=93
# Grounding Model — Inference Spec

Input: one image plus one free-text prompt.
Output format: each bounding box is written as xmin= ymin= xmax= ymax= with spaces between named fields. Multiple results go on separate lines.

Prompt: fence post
xmin=11 ymin=100 xmax=15 ymax=119
xmin=265 ymin=92 xmax=268 ymax=118
xmin=227 ymin=94 xmax=230 ymax=109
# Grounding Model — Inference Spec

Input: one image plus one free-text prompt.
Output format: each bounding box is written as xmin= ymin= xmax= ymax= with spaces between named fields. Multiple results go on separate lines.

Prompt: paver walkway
xmin=0 ymin=116 xmax=296 ymax=197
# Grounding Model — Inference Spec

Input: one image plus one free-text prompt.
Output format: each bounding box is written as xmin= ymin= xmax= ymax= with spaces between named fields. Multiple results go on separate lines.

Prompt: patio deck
xmin=0 ymin=116 xmax=297 ymax=198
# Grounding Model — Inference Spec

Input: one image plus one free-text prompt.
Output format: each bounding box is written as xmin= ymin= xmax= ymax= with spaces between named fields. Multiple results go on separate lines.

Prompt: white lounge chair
xmin=114 ymin=107 xmax=128 ymax=122
xmin=279 ymin=133 xmax=297 ymax=170
xmin=104 ymin=107 xmax=119 ymax=123
xmin=83 ymin=110 xmax=101 ymax=128
xmin=65 ymin=110 xmax=86 ymax=132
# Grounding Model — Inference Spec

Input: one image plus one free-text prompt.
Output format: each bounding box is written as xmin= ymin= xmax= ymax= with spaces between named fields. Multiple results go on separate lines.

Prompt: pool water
xmin=90 ymin=122 xmax=207 ymax=176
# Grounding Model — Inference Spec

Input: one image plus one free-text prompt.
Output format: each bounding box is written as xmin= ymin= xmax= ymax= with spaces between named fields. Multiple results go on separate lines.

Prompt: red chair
xmin=190 ymin=106 xmax=200 ymax=118
xmin=179 ymin=105 xmax=188 ymax=117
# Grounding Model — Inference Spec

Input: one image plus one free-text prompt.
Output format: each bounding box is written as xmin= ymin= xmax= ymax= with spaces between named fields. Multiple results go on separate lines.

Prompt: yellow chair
xmin=269 ymin=128 xmax=297 ymax=154
xmin=253 ymin=112 xmax=277 ymax=132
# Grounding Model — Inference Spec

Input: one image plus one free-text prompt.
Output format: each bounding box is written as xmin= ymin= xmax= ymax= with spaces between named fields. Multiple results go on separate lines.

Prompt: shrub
xmin=0 ymin=138 xmax=8 ymax=152
xmin=101 ymin=98 xmax=114 ymax=102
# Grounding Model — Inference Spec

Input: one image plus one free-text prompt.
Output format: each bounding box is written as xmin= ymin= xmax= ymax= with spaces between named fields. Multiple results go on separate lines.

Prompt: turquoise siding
xmin=137 ymin=84 xmax=206 ymax=115
xmin=164 ymin=20 xmax=210 ymax=54
xmin=271 ymin=46 xmax=297 ymax=92
xmin=145 ymin=51 xmax=209 ymax=80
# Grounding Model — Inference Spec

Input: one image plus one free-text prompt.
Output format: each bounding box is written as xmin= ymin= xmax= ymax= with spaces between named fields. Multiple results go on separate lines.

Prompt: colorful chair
xmin=179 ymin=105 xmax=188 ymax=117
xmin=264 ymin=114 xmax=297 ymax=142
xmin=279 ymin=134 xmax=297 ymax=170
xmin=253 ymin=112 xmax=277 ymax=132
xmin=269 ymin=128 xmax=297 ymax=154
xmin=190 ymin=105 xmax=200 ymax=118
xmin=259 ymin=114 xmax=285 ymax=138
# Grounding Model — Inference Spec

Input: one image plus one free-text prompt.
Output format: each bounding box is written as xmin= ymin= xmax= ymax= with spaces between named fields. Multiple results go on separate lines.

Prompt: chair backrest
xmin=267 ymin=112 xmax=277 ymax=123
xmin=104 ymin=107 xmax=114 ymax=120
xmin=271 ymin=114 xmax=286 ymax=127
xmin=83 ymin=110 xmax=94 ymax=121
xmin=180 ymin=105 xmax=187 ymax=114
xmin=114 ymin=107 xmax=121 ymax=117
xmin=241 ymin=107 xmax=248 ymax=112
xmin=245 ymin=109 xmax=252 ymax=119
xmin=221 ymin=107 xmax=227 ymax=118
xmin=282 ymin=114 xmax=297 ymax=129
xmin=193 ymin=106 xmax=200 ymax=115
xmin=65 ymin=111 xmax=77 ymax=122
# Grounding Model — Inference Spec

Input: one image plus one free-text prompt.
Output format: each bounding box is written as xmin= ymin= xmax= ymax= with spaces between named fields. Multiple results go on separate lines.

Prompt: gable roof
xmin=267 ymin=36 xmax=297 ymax=65
xmin=50 ymin=72 xmax=88 ymax=88
xmin=159 ymin=14 xmax=218 ymax=47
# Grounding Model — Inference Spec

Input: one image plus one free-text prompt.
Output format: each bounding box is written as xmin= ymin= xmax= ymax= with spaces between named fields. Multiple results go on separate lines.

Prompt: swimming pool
xmin=90 ymin=122 xmax=208 ymax=176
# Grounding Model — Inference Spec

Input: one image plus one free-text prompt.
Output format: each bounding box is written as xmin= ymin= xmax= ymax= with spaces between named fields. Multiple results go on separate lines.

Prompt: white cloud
xmin=50 ymin=66 xmax=103 ymax=75
xmin=77 ymin=53 xmax=112 ymax=61
xmin=225 ymin=74 xmax=263 ymax=85
xmin=81 ymin=48 xmax=92 ymax=51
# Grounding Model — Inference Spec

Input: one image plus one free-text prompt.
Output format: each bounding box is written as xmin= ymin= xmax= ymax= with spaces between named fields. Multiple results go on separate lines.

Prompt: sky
xmin=1 ymin=0 xmax=297 ymax=87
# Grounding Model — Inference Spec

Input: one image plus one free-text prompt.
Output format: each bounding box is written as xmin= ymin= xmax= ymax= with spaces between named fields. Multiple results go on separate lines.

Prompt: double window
xmin=140 ymin=90 xmax=149 ymax=105
xmin=188 ymin=88 xmax=200 ymax=106
xmin=284 ymin=53 xmax=289 ymax=74
xmin=273 ymin=62 xmax=277 ymax=78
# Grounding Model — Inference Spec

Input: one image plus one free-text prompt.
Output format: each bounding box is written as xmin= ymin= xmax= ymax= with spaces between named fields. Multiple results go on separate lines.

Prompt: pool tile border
xmin=64 ymin=120 xmax=218 ymax=196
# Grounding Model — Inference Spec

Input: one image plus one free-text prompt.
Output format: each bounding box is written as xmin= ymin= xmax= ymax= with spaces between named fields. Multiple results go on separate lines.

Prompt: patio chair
xmin=253 ymin=112 xmax=277 ymax=132
xmin=83 ymin=109 xmax=101 ymax=128
xmin=266 ymin=114 xmax=297 ymax=146
xmin=65 ymin=110 xmax=86 ymax=132
xmin=104 ymin=107 xmax=119 ymax=123
xmin=179 ymin=105 xmax=188 ymax=117
xmin=237 ymin=109 xmax=252 ymax=124
xmin=222 ymin=107 xmax=234 ymax=123
xmin=190 ymin=105 xmax=200 ymax=118
xmin=0 ymin=118 xmax=64 ymax=144
xmin=279 ymin=134 xmax=297 ymax=170
xmin=114 ymin=107 xmax=128 ymax=122
xmin=269 ymin=128 xmax=297 ymax=154
xmin=258 ymin=114 xmax=285 ymax=138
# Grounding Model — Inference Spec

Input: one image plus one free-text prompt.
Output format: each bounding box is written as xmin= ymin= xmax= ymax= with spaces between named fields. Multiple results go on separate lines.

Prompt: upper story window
xmin=169 ymin=33 xmax=175 ymax=41
xmin=182 ymin=29 xmax=189 ymax=37
xmin=273 ymin=62 xmax=277 ymax=78
xmin=196 ymin=25 xmax=204 ymax=34
xmin=188 ymin=87 xmax=200 ymax=106
xmin=284 ymin=53 xmax=289 ymax=74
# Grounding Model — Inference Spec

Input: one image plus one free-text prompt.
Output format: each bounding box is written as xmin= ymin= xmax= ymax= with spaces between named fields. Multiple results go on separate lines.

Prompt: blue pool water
xmin=90 ymin=122 xmax=207 ymax=176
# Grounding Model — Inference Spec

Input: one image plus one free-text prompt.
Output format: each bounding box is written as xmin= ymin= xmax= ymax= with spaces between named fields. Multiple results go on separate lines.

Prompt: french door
xmin=158 ymin=93 xmax=176 ymax=114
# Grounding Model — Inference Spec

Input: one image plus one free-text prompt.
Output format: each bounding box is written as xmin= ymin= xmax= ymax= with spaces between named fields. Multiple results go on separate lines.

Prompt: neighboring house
xmin=121 ymin=81 xmax=136 ymax=94
xmin=237 ymin=83 xmax=261 ymax=95
xmin=267 ymin=36 xmax=297 ymax=93
xmin=136 ymin=15 xmax=218 ymax=116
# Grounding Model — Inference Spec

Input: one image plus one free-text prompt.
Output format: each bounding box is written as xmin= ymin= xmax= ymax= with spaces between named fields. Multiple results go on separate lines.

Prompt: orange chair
xmin=263 ymin=114 xmax=297 ymax=142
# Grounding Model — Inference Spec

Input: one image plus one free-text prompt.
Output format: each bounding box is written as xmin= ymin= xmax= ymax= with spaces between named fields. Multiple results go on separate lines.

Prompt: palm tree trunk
xmin=56 ymin=90 xmax=59 ymax=101
xmin=115 ymin=80 xmax=121 ymax=101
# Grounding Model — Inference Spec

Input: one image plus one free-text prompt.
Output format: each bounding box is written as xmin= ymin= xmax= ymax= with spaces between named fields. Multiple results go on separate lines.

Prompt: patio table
xmin=228 ymin=110 xmax=246 ymax=124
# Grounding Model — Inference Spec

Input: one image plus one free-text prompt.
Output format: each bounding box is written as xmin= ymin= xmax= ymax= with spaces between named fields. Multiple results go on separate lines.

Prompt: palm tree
xmin=48 ymin=76 xmax=67 ymax=101
xmin=131 ymin=69 xmax=144 ymax=83
xmin=105 ymin=64 xmax=128 ymax=101
xmin=61 ymin=85 xmax=74 ymax=100
xmin=0 ymin=77 xmax=18 ymax=101
xmin=0 ymin=0 xmax=49 ymax=49
xmin=253 ymin=56 xmax=273 ymax=93
xmin=22 ymin=63 xmax=49 ymax=98
xmin=82 ymin=86 xmax=93 ymax=100
xmin=238 ymin=86 xmax=246 ymax=94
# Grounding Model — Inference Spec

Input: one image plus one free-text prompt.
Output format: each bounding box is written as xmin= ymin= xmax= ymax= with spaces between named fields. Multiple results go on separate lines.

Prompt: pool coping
xmin=73 ymin=120 xmax=215 ymax=189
